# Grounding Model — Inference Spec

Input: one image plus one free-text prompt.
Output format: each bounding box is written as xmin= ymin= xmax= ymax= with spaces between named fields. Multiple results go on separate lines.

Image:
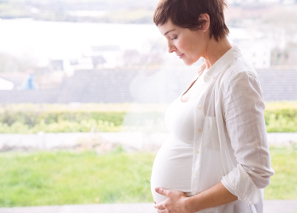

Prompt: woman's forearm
xmin=185 ymin=182 xmax=238 ymax=212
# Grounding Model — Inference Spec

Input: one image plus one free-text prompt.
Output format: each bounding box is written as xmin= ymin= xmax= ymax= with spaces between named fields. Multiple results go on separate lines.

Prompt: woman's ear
xmin=198 ymin=13 xmax=210 ymax=32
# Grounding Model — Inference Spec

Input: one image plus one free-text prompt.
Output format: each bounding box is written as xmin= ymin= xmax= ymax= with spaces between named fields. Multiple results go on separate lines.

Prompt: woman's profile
xmin=150 ymin=0 xmax=274 ymax=212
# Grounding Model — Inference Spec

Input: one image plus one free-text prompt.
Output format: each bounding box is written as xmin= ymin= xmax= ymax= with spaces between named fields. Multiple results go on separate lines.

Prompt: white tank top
xmin=150 ymin=70 xmax=207 ymax=203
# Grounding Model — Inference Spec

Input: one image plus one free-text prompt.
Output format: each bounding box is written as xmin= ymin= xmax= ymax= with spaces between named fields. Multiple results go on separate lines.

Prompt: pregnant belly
xmin=150 ymin=135 xmax=193 ymax=203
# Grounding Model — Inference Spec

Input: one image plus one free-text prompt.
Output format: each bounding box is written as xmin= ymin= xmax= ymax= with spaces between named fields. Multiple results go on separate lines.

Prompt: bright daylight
xmin=0 ymin=0 xmax=296 ymax=213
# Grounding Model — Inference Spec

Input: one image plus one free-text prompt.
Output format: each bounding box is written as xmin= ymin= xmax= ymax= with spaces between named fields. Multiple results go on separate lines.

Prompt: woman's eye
xmin=171 ymin=36 xmax=178 ymax=40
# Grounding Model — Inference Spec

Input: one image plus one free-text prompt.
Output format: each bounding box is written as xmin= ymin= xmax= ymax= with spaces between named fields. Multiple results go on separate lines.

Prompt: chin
xmin=183 ymin=57 xmax=200 ymax=66
xmin=183 ymin=60 xmax=195 ymax=66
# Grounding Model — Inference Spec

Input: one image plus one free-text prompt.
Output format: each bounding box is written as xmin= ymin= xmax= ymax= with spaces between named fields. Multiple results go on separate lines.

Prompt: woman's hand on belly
xmin=154 ymin=187 xmax=191 ymax=213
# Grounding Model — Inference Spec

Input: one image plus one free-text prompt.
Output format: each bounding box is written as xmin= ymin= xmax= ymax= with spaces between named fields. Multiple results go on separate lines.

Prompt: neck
xmin=202 ymin=36 xmax=232 ymax=69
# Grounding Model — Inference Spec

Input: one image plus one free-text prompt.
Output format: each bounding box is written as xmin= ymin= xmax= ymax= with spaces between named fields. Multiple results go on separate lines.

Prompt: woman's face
xmin=158 ymin=19 xmax=209 ymax=66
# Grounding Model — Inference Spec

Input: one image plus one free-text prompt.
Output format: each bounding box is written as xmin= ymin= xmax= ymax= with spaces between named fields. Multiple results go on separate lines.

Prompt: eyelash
xmin=171 ymin=36 xmax=178 ymax=40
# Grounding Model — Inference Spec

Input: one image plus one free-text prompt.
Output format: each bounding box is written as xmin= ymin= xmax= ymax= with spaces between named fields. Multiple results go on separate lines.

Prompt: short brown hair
xmin=153 ymin=0 xmax=229 ymax=41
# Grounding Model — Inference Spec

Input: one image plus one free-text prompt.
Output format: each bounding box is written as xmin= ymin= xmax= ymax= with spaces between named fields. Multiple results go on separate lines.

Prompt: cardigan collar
xmin=203 ymin=44 xmax=242 ymax=82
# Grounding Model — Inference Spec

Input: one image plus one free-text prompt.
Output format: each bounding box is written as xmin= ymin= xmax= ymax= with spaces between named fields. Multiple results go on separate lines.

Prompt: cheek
xmin=178 ymin=39 xmax=197 ymax=56
xmin=177 ymin=39 xmax=190 ymax=52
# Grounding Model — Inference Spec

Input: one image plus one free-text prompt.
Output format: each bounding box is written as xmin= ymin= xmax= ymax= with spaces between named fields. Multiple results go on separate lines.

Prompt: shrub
xmin=0 ymin=102 xmax=296 ymax=133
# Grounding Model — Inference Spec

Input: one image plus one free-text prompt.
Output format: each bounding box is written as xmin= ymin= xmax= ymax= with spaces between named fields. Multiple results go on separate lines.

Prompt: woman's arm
xmin=185 ymin=182 xmax=237 ymax=212
xmin=154 ymin=183 xmax=237 ymax=213
xmin=220 ymin=70 xmax=274 ymax=203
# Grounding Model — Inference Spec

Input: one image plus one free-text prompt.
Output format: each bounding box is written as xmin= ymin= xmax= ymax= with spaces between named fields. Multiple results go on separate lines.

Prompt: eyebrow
xmin=164 ymin=29 xmax=176 ymax=36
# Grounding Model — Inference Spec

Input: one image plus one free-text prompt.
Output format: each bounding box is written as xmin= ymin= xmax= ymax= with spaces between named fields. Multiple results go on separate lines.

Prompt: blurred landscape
xmin=0 ymin=0 xmax=297 ymax=209
xmin=0 ymin=0 xmax=297 ymax=104
xmin=0 ymin=0 xmax=158 ymax=23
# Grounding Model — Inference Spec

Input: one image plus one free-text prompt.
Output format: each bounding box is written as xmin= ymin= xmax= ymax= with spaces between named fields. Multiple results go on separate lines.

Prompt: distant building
xmin=89 ymin=45 xmax=122 ymax=69
xmin=227 ymin=0 xmax=296 ymax=5
xmin=0 ymin=77 xmax=14 ymax=90
xmin=49 ymin=45 xmax=123 ymax=72
xmin=237 ymin=39 xmax=271 ymax=69
xmin=49 ymin=59 xmax=64 ymax=72
xmin=229 ymin=28 xmax=272 ymax=69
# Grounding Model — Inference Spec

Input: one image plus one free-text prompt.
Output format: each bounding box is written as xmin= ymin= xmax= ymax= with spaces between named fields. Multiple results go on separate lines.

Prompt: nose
xmin=168 ymin=42 xmax=176 ymax=53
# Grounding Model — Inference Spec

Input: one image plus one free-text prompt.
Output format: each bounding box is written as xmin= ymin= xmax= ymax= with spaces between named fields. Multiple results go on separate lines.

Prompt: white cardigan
xmin=191 ymin=45 xmax=274 ymax=213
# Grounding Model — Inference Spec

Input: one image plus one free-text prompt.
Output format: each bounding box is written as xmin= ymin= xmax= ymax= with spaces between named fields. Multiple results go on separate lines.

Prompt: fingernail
xmin=154 ymin=201 xmax=156 ymax=204
xmin=155 ymin=187 xmax=159 ymax=192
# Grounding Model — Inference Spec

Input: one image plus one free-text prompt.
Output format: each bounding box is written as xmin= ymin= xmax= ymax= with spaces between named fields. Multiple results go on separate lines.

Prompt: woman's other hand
xmin=154 ymin=187 xmax=192 ymax=213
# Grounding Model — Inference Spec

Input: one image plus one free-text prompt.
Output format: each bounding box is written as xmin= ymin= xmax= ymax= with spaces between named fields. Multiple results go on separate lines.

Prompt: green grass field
xmin=265 ymin=146 xmax=297 ymax=199
xmin=0 ymin=146 xmax=296 ymax=207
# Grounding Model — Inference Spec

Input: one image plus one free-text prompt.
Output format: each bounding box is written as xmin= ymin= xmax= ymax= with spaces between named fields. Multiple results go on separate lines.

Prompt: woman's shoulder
xmin=218 ymin=55 xmax=261 ymax=94
xmin=222 ymin=55 xmax=259 ymax=82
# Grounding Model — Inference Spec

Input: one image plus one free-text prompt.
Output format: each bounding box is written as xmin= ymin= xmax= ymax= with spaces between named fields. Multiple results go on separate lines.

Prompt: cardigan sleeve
xmin=220 ymin=70 xmax=274 ymax=204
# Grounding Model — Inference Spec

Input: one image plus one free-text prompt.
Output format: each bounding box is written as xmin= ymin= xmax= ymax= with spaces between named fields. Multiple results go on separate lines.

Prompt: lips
xmin=178 ymin=54 xmax=184 ymax=59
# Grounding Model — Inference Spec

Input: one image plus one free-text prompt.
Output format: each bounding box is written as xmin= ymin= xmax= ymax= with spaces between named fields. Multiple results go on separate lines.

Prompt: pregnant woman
xmin=150 ymin=0 xmax=274 ymax=212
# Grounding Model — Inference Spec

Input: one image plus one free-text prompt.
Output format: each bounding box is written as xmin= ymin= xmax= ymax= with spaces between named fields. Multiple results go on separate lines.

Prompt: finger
xmin=158 ymin=208 xmax=168 ymax=213
xmin=155 ymin=187 xmax=170 ymax=197
xmin=154 ymin=203 xmax=166 ymax=210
